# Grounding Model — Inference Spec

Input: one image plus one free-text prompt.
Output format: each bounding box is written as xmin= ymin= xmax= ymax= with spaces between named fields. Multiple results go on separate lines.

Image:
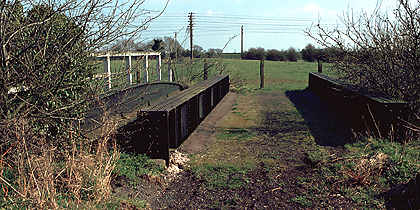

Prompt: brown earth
xmin=113 ymin=88 xmax=360 ymax=209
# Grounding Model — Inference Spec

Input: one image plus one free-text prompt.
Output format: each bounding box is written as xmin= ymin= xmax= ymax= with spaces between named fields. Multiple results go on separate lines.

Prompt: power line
xmin=127 ymin=12 xmax=343 ymax=51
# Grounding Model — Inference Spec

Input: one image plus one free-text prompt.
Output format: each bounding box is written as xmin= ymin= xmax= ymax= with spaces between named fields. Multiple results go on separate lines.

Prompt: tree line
xmin=106 ymin=37 xmax=224 ymax=59
xmin=241 ymin=44 xmax=341 ymax=62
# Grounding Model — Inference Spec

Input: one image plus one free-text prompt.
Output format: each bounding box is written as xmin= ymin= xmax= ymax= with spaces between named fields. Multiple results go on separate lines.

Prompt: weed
xmin=98 ymin=196 xmax=147 ymax=209
xmin=292 ymin=195 xmax=312 ymax=207
xmin=343 ymin=138 xmax=420 ymax=186
xmin=216 ymin=128 xmax=255 ymax=141
xmin=114 ymin=153 xmax=164 ymax=186
xmin=308 ymin=137 xmax=420 ymax=208
xmin=304 ymin=147 xmax=330 ymax=166
xmin=191 ymin=163 xmax=251 ymax=190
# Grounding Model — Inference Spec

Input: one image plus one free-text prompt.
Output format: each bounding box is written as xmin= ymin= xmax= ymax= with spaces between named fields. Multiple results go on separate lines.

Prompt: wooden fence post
xmin=260 ymin=59 xmax=264 ymax=89
xmin=168 ymin=58 xmax=173 ymax=82
xmin=318 ymin=59 xmax=323 ymax=73
xmin=203 ymin=60 xmax=208 ymax=80
xmin=103 ymin=55 xmax=112 ymax=90
xmin=136 ymin=57 xmax=141 ymax=83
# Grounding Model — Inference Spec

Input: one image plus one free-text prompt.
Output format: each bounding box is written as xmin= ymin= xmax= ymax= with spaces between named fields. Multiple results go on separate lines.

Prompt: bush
xmin=286 ymin=47 xmax=298 ymax=62
xmin=266 ymin=49 xmax=286 ymax=61
xmin=301 ymin=44 xmax=317 ymax=62
xmin=243 ymin=47 xmax=265 ymax=60
xmin=307 ymin=0 xmax=420 ymax=126
xmin=0 ymin=0 xmax=158 ymax=208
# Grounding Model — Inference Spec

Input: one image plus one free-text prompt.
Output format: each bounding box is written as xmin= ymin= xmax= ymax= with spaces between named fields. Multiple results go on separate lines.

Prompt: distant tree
xmin=266 ymin=49 xmax=286 ymax=61
xmin=193 ymin=45 xmax=204 ymax=58
xmin=321 ymin=47 xmax=343 ymax=63
xmin=286 ymin=47 xmax=298 ymax=62
xmin=205 ymin=48 xmax=223 ymax=58
xmin=182 ymin=49 xmax=191 ymax=57
xmin=243 ymin=47 xmax=265 ymax=60
xmin=163 ymin=36 xmax=184 ymax=58
xmin=110 ymin=39 xmax=144 ymax=52
xmin=152 ymin=39 xmax=165 ymax=51
xmin=301 ymin=44 xmax=317 ymax=62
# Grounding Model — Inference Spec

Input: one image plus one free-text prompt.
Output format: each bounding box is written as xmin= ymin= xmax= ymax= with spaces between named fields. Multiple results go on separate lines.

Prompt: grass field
xmin=108 ymin=58 xmax=419 ymax=209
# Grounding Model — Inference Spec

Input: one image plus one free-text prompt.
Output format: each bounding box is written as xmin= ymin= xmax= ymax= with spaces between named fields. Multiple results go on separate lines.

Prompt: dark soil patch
xmin=149 ymin=162 xmax=293 ymax=209
xmin=111 ymin=88 xmax=363 ymax=209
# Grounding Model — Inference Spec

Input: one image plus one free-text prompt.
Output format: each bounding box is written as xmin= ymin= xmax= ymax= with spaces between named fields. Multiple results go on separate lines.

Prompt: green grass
xmin=307 ymin=138 xmax=420 ymax=208
xmin=343 ymin=138 xmax=420 ymax=185
xmin=292 ymin=195 xmax=313 ymax=207
xmin=221 ymin=53 xmax=241 ymax=59
xmin=216 ymin=128 xmax=256 ymax=141
xmin=98 ymin=196 xmax=147 ymax=209
xmin=114 ymin=153 xmax=165 ymax=186
xmin=222 ymin=59 xmax=323 ymax=91
xmin=93 ymin=57 xmax=333 ymax=94
xmin=191 ymin=162 xmax=252 ymax=190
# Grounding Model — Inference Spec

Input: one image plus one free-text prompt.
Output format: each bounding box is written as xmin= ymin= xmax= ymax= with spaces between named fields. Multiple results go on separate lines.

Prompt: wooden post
xmin=174 ymin=32 xmax=178 ymax=80
xmin=145 ymin=55 xmax=149 ymax=83
xmin=157 ymin=54 xmax=162 ymax=81
xmin=203 ymin=60 xmax=208 ymax=80
xmin=241 ymin=25 xmax=244 ymax=59
xmin=136 ymin=56 xmax=141 ymax=84
xmin=168 ymin=58 xmax=173 ymax=82
xmin=174 ymin=32 xmax=178 ymax=63
xmin=189 ymin=12 xmax=193 ymax=60
xmin=125 ymin=55 xmax=133 ymax=85
xmin=104 ymin=55 xmax=112 ymax=90
xmin=260 ymin=59 xmax=264 ymax=89
xmin=318 ymin=59 xmax=323 ymax=73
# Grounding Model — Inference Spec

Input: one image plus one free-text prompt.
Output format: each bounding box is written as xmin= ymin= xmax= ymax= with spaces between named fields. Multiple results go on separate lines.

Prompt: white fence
xmin=95 ymin=52 xmax=173 ymax=90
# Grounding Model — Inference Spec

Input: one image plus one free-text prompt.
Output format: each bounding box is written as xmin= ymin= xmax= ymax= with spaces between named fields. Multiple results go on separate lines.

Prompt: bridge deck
xmin=117 ymin=75 xmax=230 ymax=165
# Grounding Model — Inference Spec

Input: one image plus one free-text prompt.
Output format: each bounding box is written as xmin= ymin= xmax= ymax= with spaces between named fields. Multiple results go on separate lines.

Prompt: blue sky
xmin=141 ymin=0 xmax=398 ymax=53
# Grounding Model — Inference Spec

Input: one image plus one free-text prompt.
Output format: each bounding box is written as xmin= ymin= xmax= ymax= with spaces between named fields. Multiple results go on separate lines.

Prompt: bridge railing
xmin=85 ymin=82 xmax=184 ymax=130
xmin=116 ymin=75 xmax=229 ymax=165
xmin=308 ymin=72 xmax=408 ymax=138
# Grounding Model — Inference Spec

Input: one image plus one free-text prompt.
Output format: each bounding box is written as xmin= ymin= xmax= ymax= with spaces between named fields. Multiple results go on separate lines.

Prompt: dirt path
xmin=142 ymin=87 xmax=356 ymax=209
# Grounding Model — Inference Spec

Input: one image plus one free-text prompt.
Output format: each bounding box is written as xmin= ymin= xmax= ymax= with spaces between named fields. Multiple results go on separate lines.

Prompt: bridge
xmin=85 ymin=74 xmax=230 ymax=166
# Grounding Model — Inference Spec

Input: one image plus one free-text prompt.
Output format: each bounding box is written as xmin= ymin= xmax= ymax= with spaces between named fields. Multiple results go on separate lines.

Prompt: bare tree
xmin=306 ymin=0 xmax=420 ymax=120
xmin=0 ymin=0 xmax=169 ymax=207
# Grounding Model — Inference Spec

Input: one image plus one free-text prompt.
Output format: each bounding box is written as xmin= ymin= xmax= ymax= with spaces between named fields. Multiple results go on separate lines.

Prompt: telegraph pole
xmin=174 ymin=32 xmax=178 ymax=61
xmin=241 ymin=25 xmax=244 ymax=59
xmin=173 ymin=32 xmax=178 ymax=81
xmin=189 ymin=12 xmax=194 ymax=60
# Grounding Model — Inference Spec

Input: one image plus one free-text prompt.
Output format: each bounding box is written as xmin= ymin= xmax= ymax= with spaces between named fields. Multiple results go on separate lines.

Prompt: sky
xmin=140 ymin=0 xmax=400 ymax=53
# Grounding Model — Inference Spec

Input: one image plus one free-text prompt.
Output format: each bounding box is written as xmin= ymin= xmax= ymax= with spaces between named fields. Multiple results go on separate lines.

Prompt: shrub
xmin=0 ymin=0 xmax=162 ymax=208
xmin=307 ymin=0 xmax=420 ymax=127
xmin=243 ymin=47 xmax=265 ymax=60
xmin=266 ymin=49 xmax=286 ymax=61
xmin=286 ymin=47 xmax=298 ymax=62
xmin=301 ymin=44 xmax=317 ymax=62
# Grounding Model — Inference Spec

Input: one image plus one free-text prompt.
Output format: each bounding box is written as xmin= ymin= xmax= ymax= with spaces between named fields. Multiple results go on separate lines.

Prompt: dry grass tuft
xmin=0 ymin=112 xmax=120 ymax=208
